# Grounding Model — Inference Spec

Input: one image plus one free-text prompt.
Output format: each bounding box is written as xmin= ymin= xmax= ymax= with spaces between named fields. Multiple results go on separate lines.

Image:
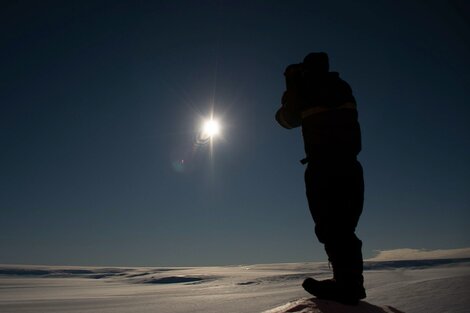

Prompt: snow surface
xmin=263 ymin=298 xmax=404 ymax=313
xmin=0 ymin=259 xmax=469 ymax=313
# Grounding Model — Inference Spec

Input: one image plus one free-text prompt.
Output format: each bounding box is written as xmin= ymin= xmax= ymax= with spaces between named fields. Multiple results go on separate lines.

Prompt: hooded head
xmin=303 ymin=52 xmax=329 ymax=73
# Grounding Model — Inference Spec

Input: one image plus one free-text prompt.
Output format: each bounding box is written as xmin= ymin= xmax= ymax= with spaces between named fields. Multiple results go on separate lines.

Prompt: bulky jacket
xmin=276 ymin=70 xmax=361 ymax=162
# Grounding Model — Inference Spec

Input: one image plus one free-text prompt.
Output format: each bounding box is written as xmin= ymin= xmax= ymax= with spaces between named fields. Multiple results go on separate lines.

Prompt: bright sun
xmin=202 ymin=119 xmax=220 ymax=138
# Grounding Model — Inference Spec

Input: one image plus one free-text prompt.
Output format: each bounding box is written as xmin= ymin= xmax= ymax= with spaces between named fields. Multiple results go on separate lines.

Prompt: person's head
xmin=303 ymin=52 xmax=329 ymax=73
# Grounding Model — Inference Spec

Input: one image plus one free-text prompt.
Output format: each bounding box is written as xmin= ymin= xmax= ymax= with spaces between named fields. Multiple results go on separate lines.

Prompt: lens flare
xmin=171 ymin=159 xmax=185 ymax=173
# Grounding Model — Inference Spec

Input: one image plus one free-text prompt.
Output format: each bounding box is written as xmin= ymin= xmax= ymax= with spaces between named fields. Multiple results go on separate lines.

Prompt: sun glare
xmin=202 ymin=119 xmax=220 ymax=138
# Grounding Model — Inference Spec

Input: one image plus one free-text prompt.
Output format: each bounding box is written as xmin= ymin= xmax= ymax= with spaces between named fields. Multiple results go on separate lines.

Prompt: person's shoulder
xmin=327 ymin=71 xmax=341 ymax=80
xmin=328 ymin=72 xmax=351 ymax=86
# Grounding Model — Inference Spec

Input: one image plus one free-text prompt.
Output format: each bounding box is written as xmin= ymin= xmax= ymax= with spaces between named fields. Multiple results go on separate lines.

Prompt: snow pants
xmin=305 ymin=159 xmax=364 ymax=287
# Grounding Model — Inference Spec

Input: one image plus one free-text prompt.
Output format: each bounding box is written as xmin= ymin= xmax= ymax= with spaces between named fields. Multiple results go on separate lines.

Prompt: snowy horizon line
xmin=1 ymin=247 xmax=470 ymax=269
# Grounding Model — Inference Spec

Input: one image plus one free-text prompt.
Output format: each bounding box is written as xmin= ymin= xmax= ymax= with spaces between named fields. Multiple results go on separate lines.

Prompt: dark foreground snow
xmin=264 ymin=297 xmax=404 ymax=313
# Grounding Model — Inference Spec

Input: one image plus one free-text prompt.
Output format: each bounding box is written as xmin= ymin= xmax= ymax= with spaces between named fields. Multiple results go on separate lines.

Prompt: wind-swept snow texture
xmin=0 ymin=258 xmax=469 ymax=313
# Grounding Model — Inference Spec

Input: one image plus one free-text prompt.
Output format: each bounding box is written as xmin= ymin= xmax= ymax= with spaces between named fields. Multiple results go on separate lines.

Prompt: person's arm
xmin=275 ymin=91 xmax=302 ymax=129
xmin=275 ymin=64 xmax=303 ymax=129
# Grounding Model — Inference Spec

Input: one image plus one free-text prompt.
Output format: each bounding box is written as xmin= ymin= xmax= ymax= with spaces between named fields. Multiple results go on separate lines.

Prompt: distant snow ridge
xmin=0 ymin=266 xmax=216 ymax=285
xmin=0 ymin=267 xmax=128 ymax=279
xmin=369 ymin=248 xmax=470 ymax=261
xmin=263 ymin=298 xmax=405 ymax=313
xmin=363 ymin=257 xmax=470 ymax=270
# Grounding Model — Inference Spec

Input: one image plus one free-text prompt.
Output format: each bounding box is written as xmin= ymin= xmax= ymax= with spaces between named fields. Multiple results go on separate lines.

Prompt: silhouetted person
xmin=276 ymin=52 xmax=365 ymax=305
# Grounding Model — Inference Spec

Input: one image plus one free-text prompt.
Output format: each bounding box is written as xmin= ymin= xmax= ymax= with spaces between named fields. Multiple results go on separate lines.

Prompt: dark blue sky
xmin=1 ymin=0 xmax=469 ymax=266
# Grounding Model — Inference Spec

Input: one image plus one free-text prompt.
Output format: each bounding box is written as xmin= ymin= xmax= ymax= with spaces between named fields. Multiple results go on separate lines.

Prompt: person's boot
xmin=302 ymin=277 xmax=364 ymax=305
xmin=303 ymin=237 xmax=366 ymax=305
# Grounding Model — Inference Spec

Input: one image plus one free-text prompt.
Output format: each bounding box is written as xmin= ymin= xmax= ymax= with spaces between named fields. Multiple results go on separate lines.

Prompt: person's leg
xmin=304 ymin=160 xmax=365 ymax=304
xmin=324 ymin=232 xmax=365 ymax=299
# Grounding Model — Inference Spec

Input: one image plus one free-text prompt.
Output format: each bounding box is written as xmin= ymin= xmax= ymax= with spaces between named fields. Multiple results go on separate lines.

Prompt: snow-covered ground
xmin=1 ymin=258 xmax=469 ymax=313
